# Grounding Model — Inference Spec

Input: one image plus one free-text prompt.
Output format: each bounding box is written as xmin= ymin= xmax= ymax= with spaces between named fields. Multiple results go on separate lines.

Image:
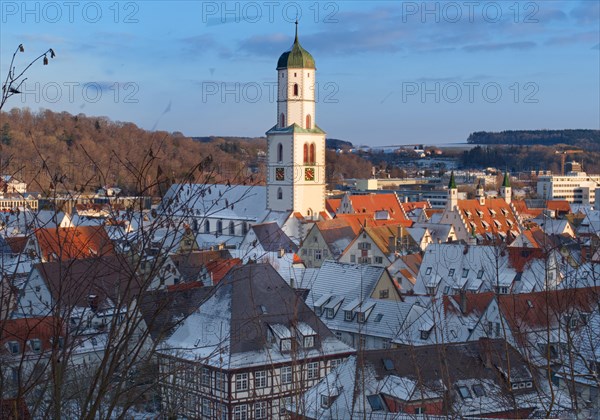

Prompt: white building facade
xmin=537 ymin=172 xmax=600 ymax=204
xmin=266 ymin=24 xmax=326 ymax=218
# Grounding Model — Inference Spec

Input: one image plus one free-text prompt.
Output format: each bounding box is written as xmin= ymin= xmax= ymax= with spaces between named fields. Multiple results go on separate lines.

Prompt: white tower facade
xmin=266 ymin=24 xmax=326 ymax=218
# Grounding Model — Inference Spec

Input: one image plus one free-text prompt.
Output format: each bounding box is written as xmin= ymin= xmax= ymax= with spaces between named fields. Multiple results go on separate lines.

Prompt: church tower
xmin=500 ymin=172 xmax=512 ymax=205
xmin=266 ymin=22 xmax=326 ymax=218
xmin=447 ymin=171 xmax=458 ymax=210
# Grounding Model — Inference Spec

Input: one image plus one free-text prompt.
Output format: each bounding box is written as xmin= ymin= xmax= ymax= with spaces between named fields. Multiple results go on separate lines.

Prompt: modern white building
xmin=537 ymin=172 xmax=600 ymax=204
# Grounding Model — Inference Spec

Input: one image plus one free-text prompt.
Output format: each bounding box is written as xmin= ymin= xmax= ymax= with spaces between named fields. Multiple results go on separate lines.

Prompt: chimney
xmin=88 ymin=294 xmax=99 ymax=312
xmin=459 ymin=289 xmax=468 ymax=314
xmin=479 ymin=338 xmax=493 ymax=369
xmin=388 ymin=235 xmax=396 ymax=254
xmin=290 ymin=277 xmax=295 ymax=288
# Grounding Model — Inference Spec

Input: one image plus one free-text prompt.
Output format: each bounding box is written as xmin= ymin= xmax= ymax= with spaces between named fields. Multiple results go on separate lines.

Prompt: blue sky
xmin=1 ymin=0 xmax=598 ymax=146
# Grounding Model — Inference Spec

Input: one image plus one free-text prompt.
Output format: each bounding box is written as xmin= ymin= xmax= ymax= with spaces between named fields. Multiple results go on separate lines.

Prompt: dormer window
xmin=457 ymin=385 xmax=472 ymax=399
xmin=303 ymin=335 xmax=315 ymax=348
xmin=425 ymin=267 xmax=432 ymax=275
xmin=29 ymin=339 xmax=42 ymax=353
xmin=449 ymin=269 xmax=455 ymax=277
xmin=344 ymin=310 xmax=353 ymax=321
xmin=8 ymin=341 xmax=20 ymax=354
xmin=280 ymin=338 xmax=292 ymax=352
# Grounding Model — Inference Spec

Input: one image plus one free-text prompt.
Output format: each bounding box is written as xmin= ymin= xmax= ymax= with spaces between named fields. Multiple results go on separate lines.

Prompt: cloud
xmin=545 ymin=31 xmax=600 ymax=46
xmin=180 ymin=33 xmax=221 ymax=55
xmin=21 ymin=34 xmax=68 ymax=45
xmin=463 ymin=42 xmax=537 ymax=52
xmin=236 ymin=33 xmax=290 ymax=57
xmin=570 ymin=1 xmax=600 ymax=25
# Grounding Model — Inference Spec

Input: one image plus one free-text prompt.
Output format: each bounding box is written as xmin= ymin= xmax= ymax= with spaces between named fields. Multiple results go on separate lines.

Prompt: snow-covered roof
xmin=158 ymin=263 xmax=353 ymax=369
xmin=305 ymin=261 xmax=388 ymax=308
xmin=161 ymin=183 xmax=268 ymax=222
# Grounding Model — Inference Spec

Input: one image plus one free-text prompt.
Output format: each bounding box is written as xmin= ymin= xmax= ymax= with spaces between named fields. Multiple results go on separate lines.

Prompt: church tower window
xmin=306 ymin=114 xmax=312 ymax=129
xmin=204 ymin=220 xmax=210 ymax=233
xmin=293 ymin=83 xmax=299 ymax=96
xmin=309 ymin=143 xmax=316 ymax=164
xmin=303 ymin=143 xmax=309 ymax=164
xmin=277 ymin=143 xmax=283 ymax=162
xmin=229 ymin=221 xmax=235 ymax=235
xmin=277 ymin=187 xmax=283 ymax=200
xmin=280 ymin=113 xmax=285 ymax=128
xmin=217 ymin=220 xmax=223 ymax=235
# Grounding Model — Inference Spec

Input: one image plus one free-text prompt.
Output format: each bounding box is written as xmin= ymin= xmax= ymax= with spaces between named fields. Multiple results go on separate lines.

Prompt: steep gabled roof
xmin=306 ymin=261 xmax=390 ymax=307
xmin=346 ymin=194 xmax=409 ymax=222
xmin=498 ymin=287 xmax=600 ymax=334
xmin=363 ymin=224 xmax=417 ymax=256
xmin=0 ymin=316 xmax=64 ymax=354
xmin=170 ymin=249 xmax=232 ymax=282
xmin=252 ymin=222 xmax=297 ymax=252
xmin=400 ymin=201 xmax=431 ymax=213
xmin=325 ymin=198 xmax=341 ymax=215
xmin=138 ymin=286 xmax=213 ymax=341
xmin=456 ymin=198 xmax=521 ymax=241
xmin=161 ymin=263 xmax=353 ymax=368
xmin=546 ymin=200 xmax=571 ymax=214
xmin=34 ymin=226 xmax=115 ymax=262
xmin=205 ymin=258 xmax=242 ymax=285
xmin=443 ymin=291 xmax=495 ymax=317
xmin=32 ymin=255 xmax=142 ymax=309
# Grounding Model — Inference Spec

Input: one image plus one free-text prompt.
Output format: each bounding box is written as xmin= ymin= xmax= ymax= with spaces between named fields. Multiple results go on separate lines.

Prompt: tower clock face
xmin=276 ymin=167 xmax=285 ymax=181
xmin=304 ymin=167 xmax=315 ymax=181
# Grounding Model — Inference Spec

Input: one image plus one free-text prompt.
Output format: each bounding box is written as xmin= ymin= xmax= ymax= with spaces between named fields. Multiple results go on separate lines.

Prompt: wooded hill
xmin=467 ymin=130 xmax=600 ymax=150
xmin=0 ymin=109 xmax=370 ymax=195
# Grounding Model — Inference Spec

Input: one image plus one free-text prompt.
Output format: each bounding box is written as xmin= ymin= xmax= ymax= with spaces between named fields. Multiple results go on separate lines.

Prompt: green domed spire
xmin=502 ymin=172 xmax=511 ymax=188
xmin=448 ymin=171 xmax=457 ymax=189
xmin=277 ymin=20 xmax=316 ymax=70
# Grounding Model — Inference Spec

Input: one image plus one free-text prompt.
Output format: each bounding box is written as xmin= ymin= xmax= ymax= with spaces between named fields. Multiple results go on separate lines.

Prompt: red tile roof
xmin=457 ymin=198 xmax=520 ymax=240
xmin=348 ymin=194 xmax=407 ymax=219
xmin=0 ymin=399 xmax=31 ymax=420
xmin=546 ymin=200 xmax=571 ymax=214
xmin=0 ymin=316 xmax=64 ymax=354
xmin=443 ymin=292 xmax=495 ymax=316
xmin=167 ymin=281 xmax=206 ymax=292
xmin=335 ymin=213 xmax=412 ymax=228
xmin=325 ymin=198 xmax=341 ymax=215
xmin=205 ymin=258 xmax=242 ymax=285
xmin=34 ymin=226 xmax=115 ymax=262
xmin=4 ymin=236 xmax=28 ymax=254
xmin=400 ymin=201 xmax=431 ymax=213
xmin=498 ymin=287 xmax=600 ymax=333
xmin=512 ymin=200 xmax=543 ymax=218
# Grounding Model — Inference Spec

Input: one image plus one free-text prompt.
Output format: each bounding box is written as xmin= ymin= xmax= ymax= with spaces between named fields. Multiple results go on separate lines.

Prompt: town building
xmin=156 ymin=263 xmax=353 ymax=419
xmin=288 ymin=339 xmax=558 ymax=418
xmin=439 ymin=172 xmax=521 ymax=243
xmin=537 ymin=172 xmax=600 ymax=204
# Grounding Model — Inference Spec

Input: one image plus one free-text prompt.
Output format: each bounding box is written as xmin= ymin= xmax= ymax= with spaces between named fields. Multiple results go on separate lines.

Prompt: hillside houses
xmin=287 ymin=339 xmax=567 ymax=419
